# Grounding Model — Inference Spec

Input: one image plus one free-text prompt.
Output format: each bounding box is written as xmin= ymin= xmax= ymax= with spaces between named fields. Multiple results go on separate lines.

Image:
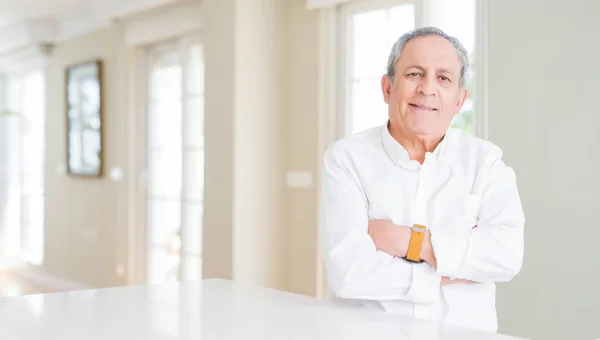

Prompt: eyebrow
xmin=404 ymin=65 xmax=425 ymax=72
xmin=404 ymin=65 xmax=457 ymax=75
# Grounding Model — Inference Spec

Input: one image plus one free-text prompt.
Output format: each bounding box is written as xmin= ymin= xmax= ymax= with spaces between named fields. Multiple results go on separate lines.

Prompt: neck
xmin=388 ymin=122 xmax=444 ymax=162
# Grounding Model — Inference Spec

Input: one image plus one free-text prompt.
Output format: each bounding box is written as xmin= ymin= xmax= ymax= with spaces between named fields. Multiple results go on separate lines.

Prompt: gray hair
xmin=386 ymin=26 xmax=470 ymax=88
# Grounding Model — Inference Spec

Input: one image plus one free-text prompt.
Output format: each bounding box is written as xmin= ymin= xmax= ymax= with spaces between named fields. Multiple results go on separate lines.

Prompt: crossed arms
xmin=320 ymin=145 xmax=525 ymax=304
xmin=366 ymin=219 xmax=474 ymax=286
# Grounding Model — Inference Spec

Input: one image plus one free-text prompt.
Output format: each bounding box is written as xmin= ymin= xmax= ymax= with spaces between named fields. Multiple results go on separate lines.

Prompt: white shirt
xmin=320 ymin=124 xmax=525 ymax=333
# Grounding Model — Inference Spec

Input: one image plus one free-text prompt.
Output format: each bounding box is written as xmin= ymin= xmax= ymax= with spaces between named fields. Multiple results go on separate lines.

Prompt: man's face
xmin=381 ymin=35 xmax=467 ymax=138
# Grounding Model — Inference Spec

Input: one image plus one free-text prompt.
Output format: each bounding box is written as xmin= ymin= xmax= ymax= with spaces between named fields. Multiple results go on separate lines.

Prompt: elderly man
xmin=320 ymin=27 xmax=525 ymax=333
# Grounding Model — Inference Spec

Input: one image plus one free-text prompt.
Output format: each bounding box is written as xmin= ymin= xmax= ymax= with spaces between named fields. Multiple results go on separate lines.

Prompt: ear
xmin=381 ymin=75 xmax=392 ymax=104
xmin=455 ymin=88 xmax=468 ymax=115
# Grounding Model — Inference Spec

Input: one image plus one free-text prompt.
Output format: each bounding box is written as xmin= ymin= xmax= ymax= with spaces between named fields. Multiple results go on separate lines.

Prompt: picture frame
xmin=66 ymin=59 xmax=103 ymax=177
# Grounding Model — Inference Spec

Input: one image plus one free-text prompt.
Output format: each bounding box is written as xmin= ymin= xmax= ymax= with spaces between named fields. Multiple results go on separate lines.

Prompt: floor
xmin=0 ymin=269 xmax=52 ymax=297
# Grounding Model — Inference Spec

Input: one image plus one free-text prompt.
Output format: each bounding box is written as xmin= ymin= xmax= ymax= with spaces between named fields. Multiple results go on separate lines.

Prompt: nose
xmin=417 ymin=76 xmax=436 ymax=96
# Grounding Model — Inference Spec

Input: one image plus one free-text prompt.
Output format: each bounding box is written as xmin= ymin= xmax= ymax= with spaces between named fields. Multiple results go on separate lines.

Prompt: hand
xmin=367 ymin=220 xmax=411 ymax=258
xmin=440 ymin=276 xmax=477 ymax=286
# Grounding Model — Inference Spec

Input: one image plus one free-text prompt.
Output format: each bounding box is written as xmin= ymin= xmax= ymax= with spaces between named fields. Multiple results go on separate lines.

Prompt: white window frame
xmin=314 ymin=0 xmax=490 ymax=299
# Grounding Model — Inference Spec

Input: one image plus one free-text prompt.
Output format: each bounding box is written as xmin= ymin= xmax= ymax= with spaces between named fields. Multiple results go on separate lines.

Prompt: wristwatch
xmin=402 ymin=224 xmax=427 ymax=263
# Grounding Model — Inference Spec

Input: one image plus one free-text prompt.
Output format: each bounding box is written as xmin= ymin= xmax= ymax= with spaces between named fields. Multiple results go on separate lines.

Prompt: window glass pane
xmin=67 ymin=129 xmax=101 ymax=173
xmin=387 ymin=5 xmax=415 ymax=50
xmin=147 ymin=247 xmax=180 ymax=284
xmin=184 ymin=97 xmax=204 ymax=149
xmin=6 ymin=70 xmax=46 ymax=265
xmin=182 ymin=255 xmax=202 ymax=282
xmin=184 ymin=150 xmax=203 ymax=202
xmin=147 ymin=199 xmax=181 ymax=248
xmin=452 ymin=98 xmax=473 ymax=134
xmin=2 ymin=116 xmax=20 ymax=181
xmin=6 ymin=79 xmax=21 ymax=113
xmin=147 ymin=44 xmax=184 ymax=284
xmin=350 ymin=78 xmax=388 ymax=134
xmin=28 ymin=217 xmax=44 ymax=265
xmin=20 ymin=194 xmax=44 ymax=224
xmin=2 ymin=79 xmax=22 ymax=259
xmin=351 ymin=9 xmax=388 ymax=79
xmin=183 ymin=202 xmax=202 ymax=256
xmin=21 ymin=172 xmax=43 ymax=196
xmin=19 ymin=220 xmax=31 ymax=257
xmin=147 ymin=38 xmax=204 ymax=284
xmin=21 ymin=140 xmax=44 ymax=175
xmin=429 ymin=0 xmax=475 ymax=53
xmin=150 ymin=53 xmax=182 ymax=101
xmin=148 ymin=150 xmax=182 ymax=199
xmin=187 ymin=43 xmax=204 ymax=95
xmin=19 ymin=219 xmax=44 ymax=265
xmin=148 ymin=100 xmax=182 ymax=149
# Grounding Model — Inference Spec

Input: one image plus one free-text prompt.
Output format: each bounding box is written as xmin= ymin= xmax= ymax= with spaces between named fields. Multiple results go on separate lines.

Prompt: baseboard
xmin=12 ymin=263 xmax=90 ymax=292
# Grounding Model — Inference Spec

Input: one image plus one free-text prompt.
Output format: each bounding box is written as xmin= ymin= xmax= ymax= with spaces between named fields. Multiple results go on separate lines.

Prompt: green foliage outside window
xmin=451 ymin=102 xmax=473 ymax=135
xmin=450 ymin=65 xmax=474 ymax=135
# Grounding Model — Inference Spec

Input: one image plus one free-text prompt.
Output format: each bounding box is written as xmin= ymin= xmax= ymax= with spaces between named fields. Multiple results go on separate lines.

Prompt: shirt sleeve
xmin=321 ymin=143 xmax=441 ymax=304
xmin=430 ymin=145 xmax=525 ymax=282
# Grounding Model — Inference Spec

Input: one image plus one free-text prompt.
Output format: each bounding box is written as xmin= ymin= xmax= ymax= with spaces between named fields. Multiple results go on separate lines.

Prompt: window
xmin=2 ymin=70 xmax=46 ymax=265
xmin=338 ymin=0 xmax=475 ymax=136
xmin=144 ymin=35 xmax=204 ymax=284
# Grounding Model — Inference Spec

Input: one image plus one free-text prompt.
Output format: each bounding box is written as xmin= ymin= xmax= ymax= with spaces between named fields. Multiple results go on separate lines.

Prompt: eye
xmin=439 ymin=75 xmax=451 ymax=82
xmin=407 ymin=72 xmax=421 ymax=77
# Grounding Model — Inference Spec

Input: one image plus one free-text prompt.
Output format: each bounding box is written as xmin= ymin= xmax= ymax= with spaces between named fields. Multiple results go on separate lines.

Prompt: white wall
xmin=280 ymin=0 xmax=321 ymax=297
xmin=201 ymin=0 xmax=236 ymax=284
xmin=489 ymin=0 xmax=600 ymax=339
xmin=233 ymin=0 xmax=285 ymax=289
xmin=44 ymin=25 xmax=131 ymax=288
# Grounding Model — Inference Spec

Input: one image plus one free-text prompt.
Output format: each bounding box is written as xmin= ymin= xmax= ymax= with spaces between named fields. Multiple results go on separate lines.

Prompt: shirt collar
xmin=380 ymin=121 xmax=452 ymax=167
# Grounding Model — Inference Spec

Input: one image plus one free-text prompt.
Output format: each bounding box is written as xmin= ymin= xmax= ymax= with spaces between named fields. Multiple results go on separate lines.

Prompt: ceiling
xmin=0 ymin=0 xmax=88 ymax=29
xmin=0 ymin=0 xmax=179 ymax=54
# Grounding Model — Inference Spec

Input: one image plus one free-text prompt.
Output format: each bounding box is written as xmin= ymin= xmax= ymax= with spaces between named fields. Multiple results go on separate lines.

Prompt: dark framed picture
xmin=66 ymin=59 xmax=103 ymax=177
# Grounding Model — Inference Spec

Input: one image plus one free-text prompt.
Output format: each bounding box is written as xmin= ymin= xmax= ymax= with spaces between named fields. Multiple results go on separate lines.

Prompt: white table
xmin=0 ymin=279 xmax=525 ymax=339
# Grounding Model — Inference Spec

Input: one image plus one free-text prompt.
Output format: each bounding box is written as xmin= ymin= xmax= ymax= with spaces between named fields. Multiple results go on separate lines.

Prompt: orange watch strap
xmin=405 ymin=224 xmax=427 ymax=263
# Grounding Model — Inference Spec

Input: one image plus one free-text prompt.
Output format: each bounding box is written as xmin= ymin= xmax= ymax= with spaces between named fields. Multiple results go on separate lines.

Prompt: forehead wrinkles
xmin=397 ymin=37 xmax=461 ymax=75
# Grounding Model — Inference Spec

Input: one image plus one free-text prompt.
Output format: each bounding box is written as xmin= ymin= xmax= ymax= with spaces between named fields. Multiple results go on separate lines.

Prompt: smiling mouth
xmin=409 ymin=103 xmax=437 ymax=111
